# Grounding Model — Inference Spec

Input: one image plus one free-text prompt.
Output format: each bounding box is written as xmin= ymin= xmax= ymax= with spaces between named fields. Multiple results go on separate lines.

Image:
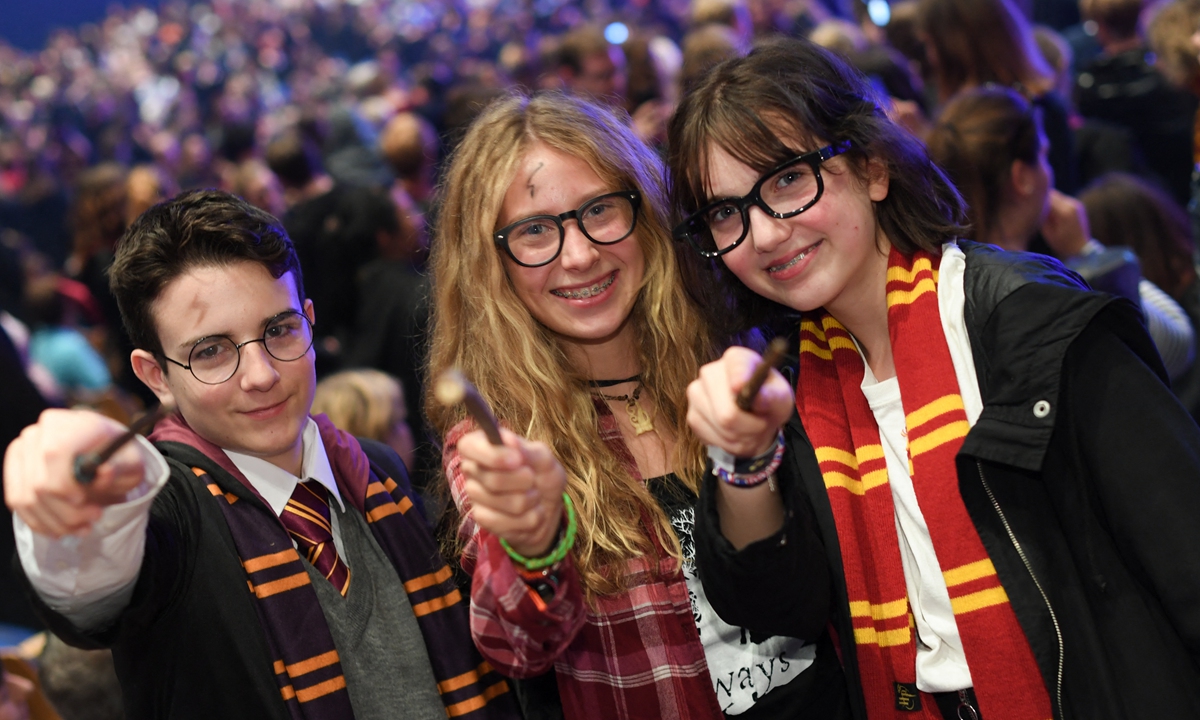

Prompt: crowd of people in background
xmin=4 ymin=0 xmax=1200 ymax=716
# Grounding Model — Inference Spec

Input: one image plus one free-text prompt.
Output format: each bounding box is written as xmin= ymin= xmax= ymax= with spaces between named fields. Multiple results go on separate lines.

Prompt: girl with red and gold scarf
xmin=668 ymin=38 xmax=1200 ymax=720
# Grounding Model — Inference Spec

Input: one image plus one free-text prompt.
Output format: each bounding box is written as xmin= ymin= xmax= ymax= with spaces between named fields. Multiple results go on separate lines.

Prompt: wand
xmin=435 ymin=370 xmax=503 ymax=445
xmin=73 ymin=403 xmax=175 ymax=484
xmin=735 ymin=337 xmax=789 ymax=413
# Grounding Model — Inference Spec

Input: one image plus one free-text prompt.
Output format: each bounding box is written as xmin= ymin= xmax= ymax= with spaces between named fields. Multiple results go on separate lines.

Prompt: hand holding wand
xmin=435 ymin=370 xmax=503 ymax=445
xmin=735 ymin=337 xmax=789 ymax=413
xmin=73 ymin=403 xmax=176 ymax=484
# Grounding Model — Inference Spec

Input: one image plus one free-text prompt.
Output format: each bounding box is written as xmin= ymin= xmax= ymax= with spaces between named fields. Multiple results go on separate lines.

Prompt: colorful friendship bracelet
xmin=715 ymin=429 xmax=785 ymax=488
xmin=501 ymin=492 xmax=578 ymax=571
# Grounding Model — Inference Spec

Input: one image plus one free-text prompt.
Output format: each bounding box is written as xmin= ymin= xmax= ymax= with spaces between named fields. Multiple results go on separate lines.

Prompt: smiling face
xmin=498 ymin=141 xmax=645 ymax=367
xmin=131 ymin=261 xmax=316 ymax=475
xmin=703 ymin=139 xmax=891 ymax=322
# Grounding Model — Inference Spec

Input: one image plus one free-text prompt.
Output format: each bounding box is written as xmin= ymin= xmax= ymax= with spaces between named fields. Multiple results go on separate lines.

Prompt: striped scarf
xmin=152 ymin=413 xmax=518 ymax=720
xmin=796 ymin=248 xmax=1052 ymax=719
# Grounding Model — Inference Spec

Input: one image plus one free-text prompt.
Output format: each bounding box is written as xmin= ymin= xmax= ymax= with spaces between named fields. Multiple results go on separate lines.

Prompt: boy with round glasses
xmin=4 ymin=190 xmax=519 ymax=720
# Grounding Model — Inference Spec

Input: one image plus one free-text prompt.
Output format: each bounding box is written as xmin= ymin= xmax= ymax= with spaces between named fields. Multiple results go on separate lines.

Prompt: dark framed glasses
xmin=494 ymin=190 xmax=641 ymax=268
xmin=162 ymin=310 xmax=315 ymax=385
xmin=673 ymin=142 xmax=851 ymax=258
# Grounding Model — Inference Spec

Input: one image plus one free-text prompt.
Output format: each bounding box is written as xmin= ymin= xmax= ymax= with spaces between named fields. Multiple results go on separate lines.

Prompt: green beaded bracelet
xmin=500 ymin=493 xmax=578 ymax=571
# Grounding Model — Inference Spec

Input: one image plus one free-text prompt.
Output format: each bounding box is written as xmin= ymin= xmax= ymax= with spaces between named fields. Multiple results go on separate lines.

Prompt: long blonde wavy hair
xmin=427 ymin=92 xmax=716 ymax=597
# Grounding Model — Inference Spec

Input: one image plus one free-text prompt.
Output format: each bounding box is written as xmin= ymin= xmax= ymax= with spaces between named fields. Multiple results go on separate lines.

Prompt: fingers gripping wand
xmin=73 ymin=403 xmax=176 ymax=484
xmin=708 ymin=337 xmax=790 ymax=488
xmin=435 ymin=370 xmax=503 ymax=446
xmin=436 ymin=369 xmax=578 ymax=570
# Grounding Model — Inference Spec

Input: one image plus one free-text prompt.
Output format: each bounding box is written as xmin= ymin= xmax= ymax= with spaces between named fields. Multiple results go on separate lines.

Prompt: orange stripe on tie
xmin=296 ymin=675 xmax=347 ymax=703
xmin=404 ymin=565 xmax=454 ymax=594
xmin=251 ymin=572 xmax=311 ymax=598
xmin=243 ymin=549 xmax=300 ymax=573
xmin=284 ymin=650 xmax=340 ymax=678
xmin=191 ymin=467 xmax=207 ymax=477
xmin=274 ymin=660 xmax=286 ymax=675
xmin=384 ymin=477 xmax=398 ymax=493
xmin=411 ymin=588 xmax=462 ymax=617
xmin=280 ymin=684 xmax=296 ymax=701
xmin=445 ymin=680 xmax=509 ymax=717
xmin=437 ymin=660 xmax=495 ymax=695
xmin=366 ymin=481 xmax=388 ymax=497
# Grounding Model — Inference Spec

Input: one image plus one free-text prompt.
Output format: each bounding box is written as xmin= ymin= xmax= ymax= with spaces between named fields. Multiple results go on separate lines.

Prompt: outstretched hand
xmin=687 ymin=345 xmax=793 ymax=459
xmin=5 ymin=409 xmax=148 ymax=538
xmin=458 ymin=428 xmax=567 ymax=558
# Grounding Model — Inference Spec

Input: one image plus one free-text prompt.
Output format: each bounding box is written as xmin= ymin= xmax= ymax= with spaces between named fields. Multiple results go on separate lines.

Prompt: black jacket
xmin=18 ymin=439 xmax=415 ymax=720
xmin=696 ymin=242 xmax=1200 ymax=719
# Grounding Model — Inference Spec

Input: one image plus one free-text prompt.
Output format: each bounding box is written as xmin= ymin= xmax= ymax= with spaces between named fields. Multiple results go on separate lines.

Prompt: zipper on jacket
xmin=976 ymin=460 xmax=1065 ymax=720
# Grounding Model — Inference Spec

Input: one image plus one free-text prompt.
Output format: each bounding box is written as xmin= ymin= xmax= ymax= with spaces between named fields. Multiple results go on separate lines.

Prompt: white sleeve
xmin=1139 ymin=279 xmax=1196 ymax=381
xmin=14 ymin=435 xmax=172 ymax=630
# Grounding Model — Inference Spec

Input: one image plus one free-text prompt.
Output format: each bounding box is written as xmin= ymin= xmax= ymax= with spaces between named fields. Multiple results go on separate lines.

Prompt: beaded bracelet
xmin=715 ymin=429 xmax=785 ymax=488
xmin=500 ymin=493 xmax=578 ymax=571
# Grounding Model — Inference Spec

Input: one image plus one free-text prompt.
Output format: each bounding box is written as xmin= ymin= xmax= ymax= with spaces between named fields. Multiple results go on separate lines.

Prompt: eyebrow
xmin=177 ymin=309 xmax=301 ymax=350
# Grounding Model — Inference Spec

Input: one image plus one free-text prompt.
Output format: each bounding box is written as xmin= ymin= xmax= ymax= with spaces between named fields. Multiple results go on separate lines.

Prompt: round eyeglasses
xmin=494 ymin=190 xmax=641 ymax=267
xmin=162 ymin=310 xmax=315 ymax=385
xmin=673 ymin=142 xmax=851 ymax=258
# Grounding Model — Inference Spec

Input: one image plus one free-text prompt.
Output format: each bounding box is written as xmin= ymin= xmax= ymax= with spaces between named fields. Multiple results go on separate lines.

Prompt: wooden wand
xmin=435 ymin=370 xmax=504 ymax=445
xmin=735 ymin=337 xmax=789 ymax=413
xmin=74 ymin=403 xmax=176 ymax=484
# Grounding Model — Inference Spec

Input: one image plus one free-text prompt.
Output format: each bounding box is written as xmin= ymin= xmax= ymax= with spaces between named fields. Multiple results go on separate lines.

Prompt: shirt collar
xmin=225 ymin=417 xmax=346 ymax=516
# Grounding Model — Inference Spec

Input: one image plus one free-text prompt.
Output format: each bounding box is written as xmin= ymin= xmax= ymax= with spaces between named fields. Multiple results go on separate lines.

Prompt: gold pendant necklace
xmin=594 ymin=383 xmax=655 ymax=435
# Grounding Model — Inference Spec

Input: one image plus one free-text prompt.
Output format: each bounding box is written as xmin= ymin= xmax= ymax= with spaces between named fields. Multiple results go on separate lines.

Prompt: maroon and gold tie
xmin=280 ymin=480 xmax=351 ymax=596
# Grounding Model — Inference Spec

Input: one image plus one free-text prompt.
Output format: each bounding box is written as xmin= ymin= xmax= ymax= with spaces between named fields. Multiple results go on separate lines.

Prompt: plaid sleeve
xmin=444 ymin=421 xmax=587 ymax=677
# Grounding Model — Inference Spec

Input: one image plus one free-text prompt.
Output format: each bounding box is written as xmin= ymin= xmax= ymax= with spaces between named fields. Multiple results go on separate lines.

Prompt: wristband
xmin=500 ymin=493 xmax=577 ymax=570
xmin=714 ymin=429 xmax=785 ymax=488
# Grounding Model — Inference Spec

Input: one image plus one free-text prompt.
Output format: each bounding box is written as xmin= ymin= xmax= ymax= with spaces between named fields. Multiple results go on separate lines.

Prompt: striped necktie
xmin=280 ymin=480 xmax=351 ymax=596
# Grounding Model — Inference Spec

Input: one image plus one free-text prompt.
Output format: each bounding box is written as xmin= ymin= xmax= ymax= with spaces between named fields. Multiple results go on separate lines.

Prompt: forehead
xmin=500 ymin=142 xmax=610 ymax=222
xmin=151 ymin=261 xmax=300 ymax=347
xmin=698 ymin=118 xmax=820 ymax=197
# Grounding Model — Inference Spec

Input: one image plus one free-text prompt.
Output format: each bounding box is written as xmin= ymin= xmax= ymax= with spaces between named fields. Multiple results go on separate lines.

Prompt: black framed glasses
xmin=494 ymin=190 xmax=641 ymax=267
xmin=673 ymin=142 xmax=851 ymax=258
xmin=162 ymin=310 xmax=315 ymax=385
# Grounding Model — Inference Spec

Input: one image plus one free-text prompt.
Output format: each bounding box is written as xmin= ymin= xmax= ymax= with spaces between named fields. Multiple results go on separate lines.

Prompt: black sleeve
xmin=693 ymin=416 xmax=832 ymax=643
xmin=1064 ymin=318 xmax=1200 ymax=662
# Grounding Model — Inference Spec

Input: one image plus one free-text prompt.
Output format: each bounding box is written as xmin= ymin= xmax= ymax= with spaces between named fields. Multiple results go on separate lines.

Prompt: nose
xmin=745 ymin=204 xmax=790 ymax=254
xmin=557 ymin=221 xmax=600 ymax=272
xmin=237 ymin=340 xmax=281 ymax=392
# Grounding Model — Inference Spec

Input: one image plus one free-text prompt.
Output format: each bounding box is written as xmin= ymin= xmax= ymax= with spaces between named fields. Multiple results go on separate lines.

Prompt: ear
xmin=1010 ymin=159 xmax=1037 ymax=198
xmin=866 ymin=156 xmax=890 ymax=202
xmin=303 ymin=298 xmax=316 ymax=327
xmin=130 ymin=349 xmax=176 ymax=408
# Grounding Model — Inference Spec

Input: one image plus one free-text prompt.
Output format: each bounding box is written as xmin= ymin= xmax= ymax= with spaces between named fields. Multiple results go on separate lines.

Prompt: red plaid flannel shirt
xmin=443 ymin=404 xmax=724 ymax=720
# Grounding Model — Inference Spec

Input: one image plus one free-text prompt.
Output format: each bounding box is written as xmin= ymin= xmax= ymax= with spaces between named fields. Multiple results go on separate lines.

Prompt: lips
xmin=241 ymin=399 xmax=288 ymax=419
xmin=767 ymin=240 xmax=822 ymax=274
xmin=551 ymin=270 xmax=617 ymax=300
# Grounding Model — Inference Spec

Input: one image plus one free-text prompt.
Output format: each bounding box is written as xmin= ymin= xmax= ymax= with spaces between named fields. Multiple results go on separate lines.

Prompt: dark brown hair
xmin=109 ymin=189 xmax=304 ymax=360
xmin=926 ymin=86 xmax=1040 ymax=242
xmin=1081 ymin=172 xmax=1196 ymax=299
xmin=667 ymin=37 xmax=966 ymax=335
xmin=918 ymin=0 xmax=1054 ymax=102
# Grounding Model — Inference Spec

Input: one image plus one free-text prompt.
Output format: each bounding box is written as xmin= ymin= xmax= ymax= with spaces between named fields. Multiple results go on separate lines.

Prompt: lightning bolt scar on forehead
xmin=527 ymin=162 xmax=544 ymax=198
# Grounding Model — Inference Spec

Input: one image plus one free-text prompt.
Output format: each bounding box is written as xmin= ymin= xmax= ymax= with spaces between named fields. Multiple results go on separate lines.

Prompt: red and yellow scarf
xmin=797 ymin=248 xmax=1052 ymax=719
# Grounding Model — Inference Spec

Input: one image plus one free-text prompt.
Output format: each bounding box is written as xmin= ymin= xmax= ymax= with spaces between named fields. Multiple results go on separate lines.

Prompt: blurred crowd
xmin=3 ymin=0 xmax=1200 ymax=714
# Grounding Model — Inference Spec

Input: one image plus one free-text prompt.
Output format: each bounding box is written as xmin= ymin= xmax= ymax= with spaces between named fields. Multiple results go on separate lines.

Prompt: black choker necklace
xmin=587 ymin=373 xmax=642 ymax=388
